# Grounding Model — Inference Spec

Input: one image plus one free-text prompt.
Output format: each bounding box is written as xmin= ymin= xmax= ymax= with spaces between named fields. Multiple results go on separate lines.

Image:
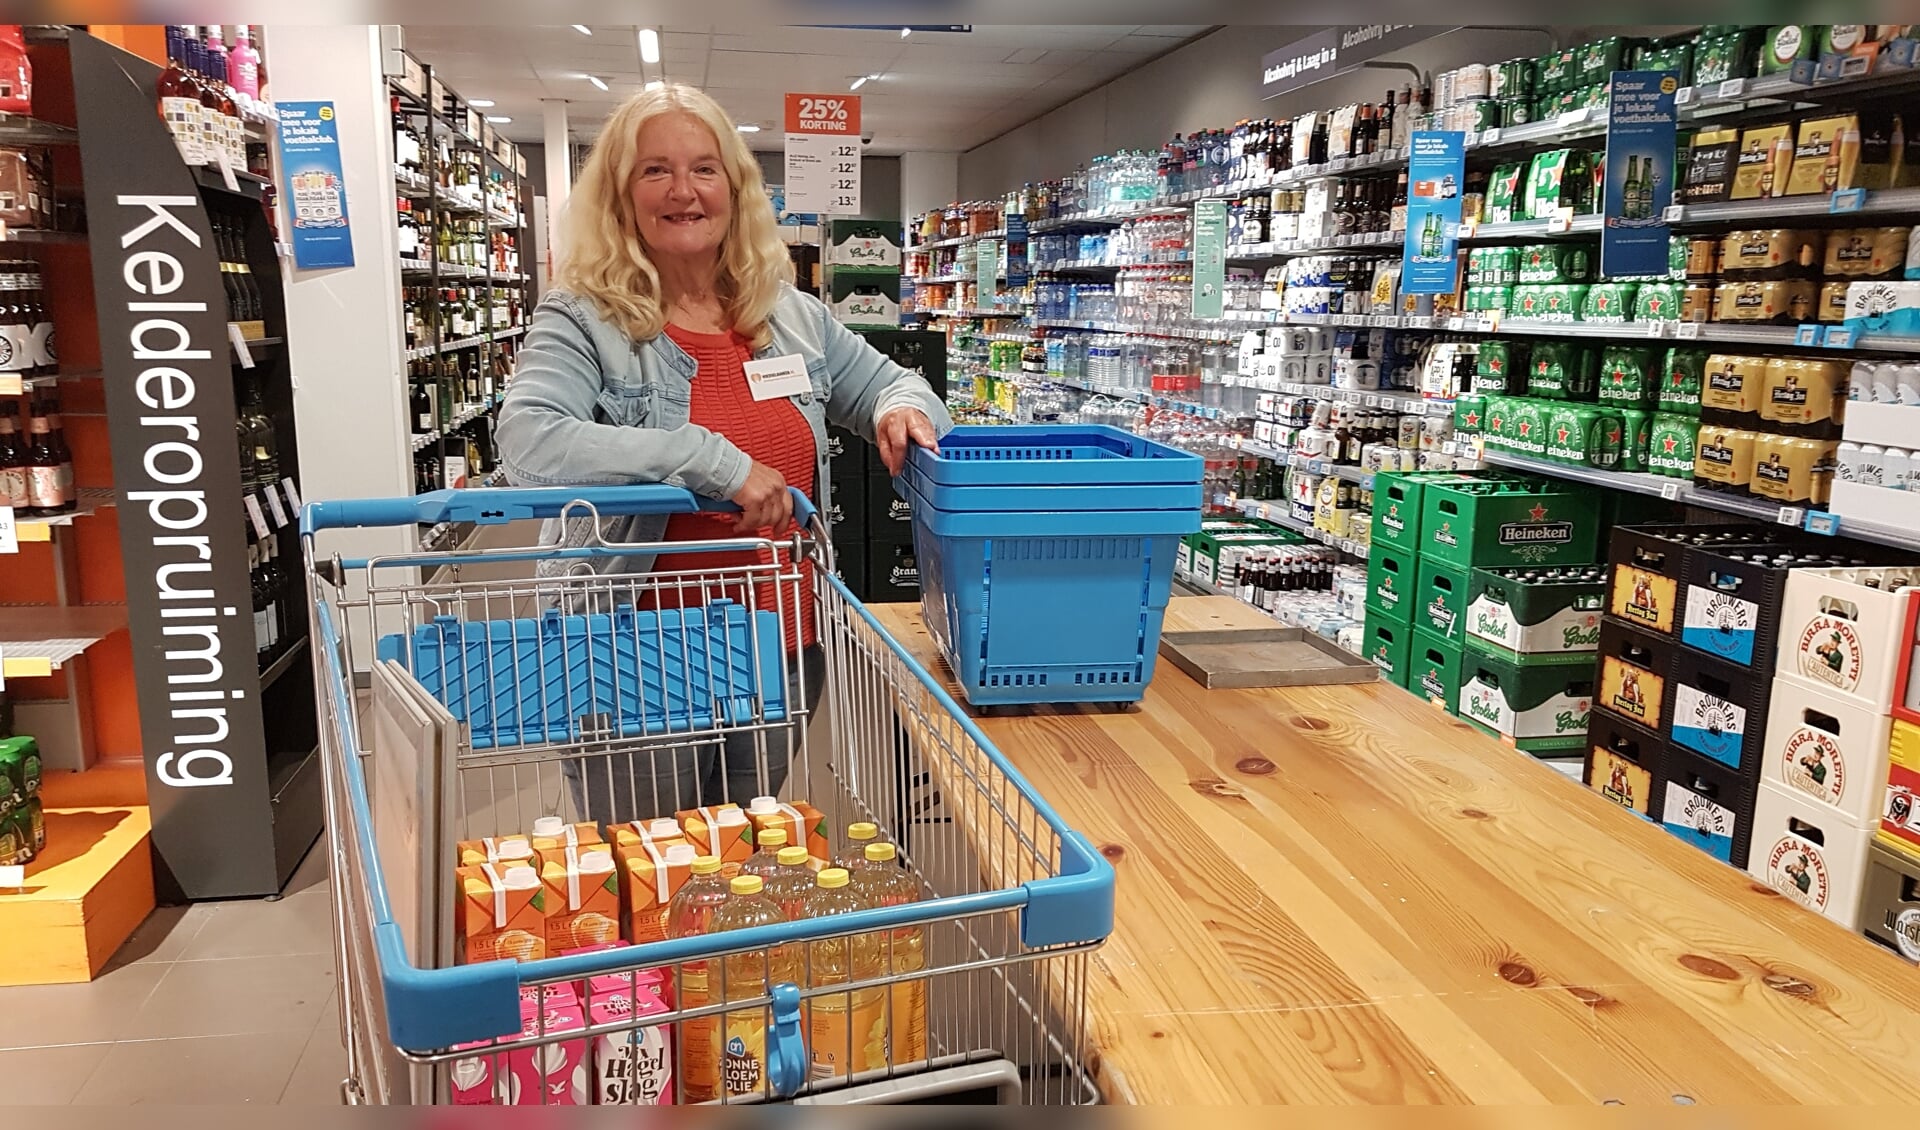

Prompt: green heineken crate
xmin=1419 ymin=478 xmax=1601 ymax=569
xmin=1410 ymin=627 xmax=1467 ymax=713
xmin=1458 ymin=643 xmax=1596 ymax=754
xmin=1372 ymin=471 xmax=1476 ymax=556
xmin=1366 ymin=546 xmax=1417 ymax=623
xmin=1363 ymin=611 xmax=1414 ymax=687
xmin=1414 ymin=554 xmax=1472 ymax=643
xmin=1465 ymin=564 xmax=1605 ymax=657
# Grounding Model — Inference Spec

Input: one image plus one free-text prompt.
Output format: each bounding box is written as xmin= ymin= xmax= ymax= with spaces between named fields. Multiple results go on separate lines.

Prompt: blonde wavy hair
xmin=556 ymin=83 xmax=792 ymax=348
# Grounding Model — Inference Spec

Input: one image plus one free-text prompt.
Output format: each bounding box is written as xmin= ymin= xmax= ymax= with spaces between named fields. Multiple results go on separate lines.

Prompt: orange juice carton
xmin=745 ymin=795 xmax=832 ymax=867
xmin=610 ymin=817 xmax=688 ymax=854
xmin=677 ymin=803 xmax=753 ymax=864
xmin=541 ymin=846 xmax=622 ymax=952
xmin=586 ymin=964 xmax=676 ymax=1104
xmin=621 ymin=841 xmax=697 ymax=943
xmin=456 ymin=863 xmax=550 ymax=964
xmin=529 ymin=816 xmax=604 ymax=855
xmin=456 ymin=835 xmax=537 ymax=867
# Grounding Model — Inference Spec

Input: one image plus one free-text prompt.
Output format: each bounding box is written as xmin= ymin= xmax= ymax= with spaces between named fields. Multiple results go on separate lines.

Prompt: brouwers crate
xmin=1678 ymin=543 xmax=1876 ymax=669
xmin=1604 ymin=523 xmax=1796 ymax=640
xmin=903 ymin=426 xmax=1203 ymax=707
xmin=1669 ymin=646 xmax=1772 ymax=776
xmin=1658 ymin=745 xmax=1760 ymax=868
xmin=1583 ymin=713 xmax=1670 ymax=821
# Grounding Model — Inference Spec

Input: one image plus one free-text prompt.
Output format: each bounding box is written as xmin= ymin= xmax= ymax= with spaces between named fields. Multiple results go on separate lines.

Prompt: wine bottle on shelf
xmin=238 ymin=372 xmax=279 ymax=489
xmin=23 ymin=395 xmax=69 ymax=516
xmin=0 ymin=402 xmax=27 ymax=511
xmin=249 ymin=535 xmax=274 ymax=661
xmin=158 ymin=26 xmax=206 ymax=167
xmin=228 ymin=25 xmax=261 ymax=102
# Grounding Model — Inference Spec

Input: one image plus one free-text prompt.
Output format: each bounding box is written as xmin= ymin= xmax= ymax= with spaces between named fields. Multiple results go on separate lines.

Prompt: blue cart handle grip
xmin=302 ymin=484 xmax=818 ymax=535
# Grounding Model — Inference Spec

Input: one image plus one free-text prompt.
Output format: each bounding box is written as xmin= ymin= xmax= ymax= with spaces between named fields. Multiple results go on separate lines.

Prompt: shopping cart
xmin=303 ymin=483 xmax=1114 ymax=1106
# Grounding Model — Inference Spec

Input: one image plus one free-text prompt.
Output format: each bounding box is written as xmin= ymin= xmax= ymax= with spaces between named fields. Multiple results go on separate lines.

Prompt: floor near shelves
xmin=0 ymin=843 xmax=345 ymax=1104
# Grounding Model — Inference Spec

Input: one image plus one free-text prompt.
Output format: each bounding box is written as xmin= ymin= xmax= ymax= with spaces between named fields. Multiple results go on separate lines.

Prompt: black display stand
xmin=72 ymin=30 xmax=318 ymax=900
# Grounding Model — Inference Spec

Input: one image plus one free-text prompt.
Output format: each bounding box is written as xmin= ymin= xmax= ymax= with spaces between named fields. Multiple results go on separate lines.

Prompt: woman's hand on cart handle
xmin=730 ymin=460 xmax=794 ymax=533
xmin=877 ymin=407 xmax=940 ymax=477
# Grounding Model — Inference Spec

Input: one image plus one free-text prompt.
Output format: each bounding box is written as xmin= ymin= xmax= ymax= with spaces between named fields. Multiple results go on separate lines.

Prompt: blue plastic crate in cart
xmin=904 ymin=426 xmax=1202 ymax=707
xmin=376 ymin=600 xmax=787 ymax=749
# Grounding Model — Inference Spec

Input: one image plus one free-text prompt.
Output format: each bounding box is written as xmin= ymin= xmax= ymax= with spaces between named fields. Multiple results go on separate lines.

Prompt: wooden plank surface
xmin=869 ymin=596 xmax=1920 ymax=1105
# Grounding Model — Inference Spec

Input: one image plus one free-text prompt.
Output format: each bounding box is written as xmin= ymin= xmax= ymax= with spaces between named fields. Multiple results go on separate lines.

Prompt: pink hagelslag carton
xmin=586 ymin=966 xmax=675 ymax=1104
xmin=448 ymin=984 xmax=589 ymax=1105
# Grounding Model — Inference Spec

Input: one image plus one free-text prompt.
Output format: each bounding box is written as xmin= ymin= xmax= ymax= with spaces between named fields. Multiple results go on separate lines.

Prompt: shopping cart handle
xmin=301 ymin=484 xmax=818 ymax=534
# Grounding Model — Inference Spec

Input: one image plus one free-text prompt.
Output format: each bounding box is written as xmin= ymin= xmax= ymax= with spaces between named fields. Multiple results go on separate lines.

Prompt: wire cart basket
xmin=302 ymin=483 xmax=1114 ymax=1106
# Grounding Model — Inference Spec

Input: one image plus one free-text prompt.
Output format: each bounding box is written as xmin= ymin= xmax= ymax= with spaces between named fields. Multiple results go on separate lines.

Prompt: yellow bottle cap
xmin=816 ymin=867 xmax=850 ymax=889
xmin=758 ymin=827 xmax=789 ymax=847
xmin=864 ymin=842 xmax=897 ymax=863
xmin=690 ymin=855 xmax=724 ymax=875
xmin=730 ymin=874 xmax=764 ymax=895
xmin=848 ymin=822 xmax=878 ymax=842
xmin=776 ymin=846 xmax=810 ymax=866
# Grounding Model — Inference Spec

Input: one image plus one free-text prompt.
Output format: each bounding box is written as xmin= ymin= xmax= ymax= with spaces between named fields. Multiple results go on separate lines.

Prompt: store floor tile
xmin=0 ymin=840 xmax=343 ymax=1103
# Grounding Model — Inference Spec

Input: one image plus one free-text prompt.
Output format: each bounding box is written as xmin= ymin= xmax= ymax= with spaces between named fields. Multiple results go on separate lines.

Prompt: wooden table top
xmin=869 ymin=596 xmax=1920 ymax=1105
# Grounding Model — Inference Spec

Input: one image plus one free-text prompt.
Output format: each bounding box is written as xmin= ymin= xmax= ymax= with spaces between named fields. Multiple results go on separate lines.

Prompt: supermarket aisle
xmin=0 ymin=842 xmax=345 ymax=1104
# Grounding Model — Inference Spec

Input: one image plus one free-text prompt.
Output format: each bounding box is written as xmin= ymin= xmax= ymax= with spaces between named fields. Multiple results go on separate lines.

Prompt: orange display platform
xmin=37 ymin=763 xmax=148 ymax=809
xmin=0 ymin=806 xmax=155 ymax=985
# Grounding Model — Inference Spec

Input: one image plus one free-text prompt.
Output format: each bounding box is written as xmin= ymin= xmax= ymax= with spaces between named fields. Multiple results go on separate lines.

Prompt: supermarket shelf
xmin=1229 ymin=437 xmax=1379 ymax=488
xmin=0 ymin=604 xmax=128 ymax=677
xmin=434 ymin=189 xmax=486 ymax=214
xmin=411 ymin=395 xmax=503 ymax=451
xmin=492 ymin=325 xmax=525 ymax=340
xmin=1233 ymin=497 xmax=1371 ymax=559
xmin=486 ymin=212 xmax=523 ymax=228
xmin=192 ymin=164 xmax=272 ymax=202
xmin=1668 ymin=186 xmax=1920 ymax=225
xmin=1033 ymin=318 xmax=1241 ymax=341
xmin=3 ymin=228 xmax=86 ymax=244
xmin=1263 ymin=380 xmax=1446 ymax=415
xmin=0 ymin=114 xmax=79 ymax=147
xmin=394 ymin=166 xmax=431 ymax=196
xmin=1029 ymin=204 xmax=1189 ymax=233
xmin=915 ymin=273 xmax=1003 ymax=284
xmin=1005 ymin=372 xmax=1246 ymax=420
xmin=1463 ymin=213 xmax=1605 ymax=242
xmin=258 ymin=635 xmax=311 ymax=692
xmin=1226 ymin=230 xmax=1400 ymax=261
xmin=1479 ymin=447 xmax=1804 ymax=525
xmin=918 ymin=307 xmax=1020 ymax=319
xmin=13 ymin=487 xmax=116 ymax=542
xmin=907 ymin=228 xmax=1005 ymax=252
xmin=1036 ymin=256 xmax=1192 ymax=272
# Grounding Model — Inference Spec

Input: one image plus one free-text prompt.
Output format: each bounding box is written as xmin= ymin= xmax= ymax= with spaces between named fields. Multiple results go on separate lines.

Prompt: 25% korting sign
xmin=784 ymin=93 xmax=861 ymax=215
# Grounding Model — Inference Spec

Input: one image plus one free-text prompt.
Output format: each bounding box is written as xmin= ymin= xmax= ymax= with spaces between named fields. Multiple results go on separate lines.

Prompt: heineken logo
xmin=1517 ymin=420 xmax=1532 ymax=437
xmin=1596 ymin=293 xmax=1612 ymax=312
xmin=1421 ymin=670 xmax=1445 ymax=698
xmin=1499 ymin=519 xmax=1574 ymax=546
xmin=1463 ymin=410 xmax=1481 ymax=427
xmin=1433 ymin=522 xmax=1458 ymax=546
xmin=1488 ymin=413 xmax=1504 ymax=431
xmin=1660 ymin=435 xmax=1680 ymax=453
xmin=1382 ymin=505 xmax=1404 ymax=531
xmin=1427 ymin=597 xmax=1455 ymax=632
xmin=1645 ymin=294 xmax=1665 ymax=315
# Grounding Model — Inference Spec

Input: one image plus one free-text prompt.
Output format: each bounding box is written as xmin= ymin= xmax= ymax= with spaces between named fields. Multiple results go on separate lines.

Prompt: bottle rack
xmin=387 ymin=50 xmax=532 ymax=531
xmin=59 ymin=27 xmax=318 ymax=899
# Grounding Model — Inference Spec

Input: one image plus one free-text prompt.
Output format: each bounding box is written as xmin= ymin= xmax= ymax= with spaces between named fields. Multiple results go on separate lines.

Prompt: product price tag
xmin=1830 ymin=187 xmax=1868 ymax=214
xmin=1479 ymin=314 xmax=1501 ymax=333
xmin=0 ymin=505 xmax=14 ymax=554
xmin=0 ymin=864 xmax=22 ymax=888
xmin=1442 ymin=441 xmax=1458 ymax=456
xmin=1645 ymin=320 xmax=1672 ymax=338
xmin=1363 ymin=394 xmax=1379 ymax=407
xmin=263 ymin=485 xmax=289 ymax=528
xmin=216 ymin=150 xmax=241 ymax=193
xmin=1777 ymin=505 xmax=1805 ymax=527
xmin=1480 ymin=127 xmax=1502 ymax=146
xmin=1460 ymin=217 xmax=1480 ymax=238
xmin=1469 ymin=435 xmax=1486 ymax=459
xmin=1558 ymin=108 xmax=1590 ymax=128
xmin=1823 ymin=325 xmax=1857 ymax=349
xmin=243 ymin=495 xmax=270 ymax=539
xmin=1718 ymin=78 xmax=1747 ymax=99
xmin=229 ymin=323 xmax=254 ymax=369
xmin=1663 ymin=204 xmax=1686 ymax=223
xmin=1548 ymin=207 xmax=1575 ymax=233
xmin=1674 ymin=85 xmax=1695 ymax=105
xmin=1794 ymin=324 xmax=1823 ymax=347
xmin=1805 ymin=511 xmax=1841 ymax=536
xmin=1447 ymin=316 xmax=1466 ymax=330
xmin=1659 ymin=481 xmax=1682 ymax=500
xmin=1676 ymin=322 xmax=1703 ymax=339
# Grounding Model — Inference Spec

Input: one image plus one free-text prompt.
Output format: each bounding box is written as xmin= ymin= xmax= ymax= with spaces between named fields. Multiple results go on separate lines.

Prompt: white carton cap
xmin=647 ymin=818 xmax=682 ymax=839
xmin=748 ymin=795 xmax=780 ymax=815
xmin=664 ymin=843 xmax=697 ymax=865
xmin=577 ymin=848 xmax=615 ymax=873
xmin=531 ymin=816 xmax=567 ymax=838
xmin=716 ymin=806 xmax=749 ymax=826
xmin=502 ymin=864 xmax=540 ymax=889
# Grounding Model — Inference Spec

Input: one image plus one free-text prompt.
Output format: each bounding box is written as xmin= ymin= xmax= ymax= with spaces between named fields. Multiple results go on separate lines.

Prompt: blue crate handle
xmin=301 ymin=483 xmax=817 ymax=536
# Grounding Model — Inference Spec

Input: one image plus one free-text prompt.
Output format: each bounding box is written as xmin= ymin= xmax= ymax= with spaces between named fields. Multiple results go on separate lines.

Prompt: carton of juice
xmin=621 ymin=841 xmax=697 ymax=943
xmin=610 ymin=817 xmax=688 ymax=854
xmin=529 ymin=816 xmax=604 ymax=855
xmin=745 ymin=795 xmax=832 ymax=867
xmin=541 ymin=846 xmax=622 ymax=952
xmin=456 ymin=835 xmax=537 ymax=868
xmin=586 ymin=964 xmax=676 ymax=1104
xmin=456 ymin=863 xmax=549 ymax=964
xmin=677 ymin=804 xmax=753 ymax=865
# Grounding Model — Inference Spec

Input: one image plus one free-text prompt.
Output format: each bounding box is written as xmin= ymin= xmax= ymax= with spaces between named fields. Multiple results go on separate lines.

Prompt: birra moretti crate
xmin=1775 ymin=568 xmax=1920 ymax=712
xmin=1762 ymin=677 xmax=1894 ymax=827
xmin=904 ymin=425 xmax=1203 ymax=707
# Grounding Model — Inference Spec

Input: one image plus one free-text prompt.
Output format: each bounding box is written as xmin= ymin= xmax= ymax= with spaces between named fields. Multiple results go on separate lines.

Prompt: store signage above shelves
xmin=783 ymin=92 xmax=861 ymax=216
xmin=1260 ymin=24 xmax=1455 ymax=100
xmin=277 ymin=101 xmax=355 ymax=269
xmin=1600 ymin=70 xmax=1678 ymax=279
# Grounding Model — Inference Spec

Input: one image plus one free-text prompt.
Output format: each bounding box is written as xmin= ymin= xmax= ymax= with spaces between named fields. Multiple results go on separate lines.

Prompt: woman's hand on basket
xmin=730 ymin=460 xmax=793 ymax=533
xmin=876 ymin=407 xmax=940 ymax=477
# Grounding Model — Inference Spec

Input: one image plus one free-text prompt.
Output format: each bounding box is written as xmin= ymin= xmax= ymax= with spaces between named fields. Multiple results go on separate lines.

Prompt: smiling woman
xmin=494 ymin=82 xmax=949 ymax=820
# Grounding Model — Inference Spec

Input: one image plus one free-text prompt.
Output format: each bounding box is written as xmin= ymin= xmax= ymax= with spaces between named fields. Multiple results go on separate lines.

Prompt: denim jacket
xmin=496 ymin=282 xmax=951 ymax=575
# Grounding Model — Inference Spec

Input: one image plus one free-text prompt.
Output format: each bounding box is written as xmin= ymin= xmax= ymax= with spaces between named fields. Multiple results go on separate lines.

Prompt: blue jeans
xmin=563 ymin=645 xmax=825 ymax=826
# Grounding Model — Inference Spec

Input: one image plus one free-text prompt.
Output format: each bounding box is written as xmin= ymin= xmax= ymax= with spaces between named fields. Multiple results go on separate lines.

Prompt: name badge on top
xmin=743 ymin=354 xmax=812 ymax=402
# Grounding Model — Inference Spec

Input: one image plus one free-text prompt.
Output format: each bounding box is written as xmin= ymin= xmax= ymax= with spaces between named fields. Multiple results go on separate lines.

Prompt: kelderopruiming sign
xmin=1260 ymin=25 xmax=1454 ymax=100
xmin=73 ymin=31 xmax=278 ymax=898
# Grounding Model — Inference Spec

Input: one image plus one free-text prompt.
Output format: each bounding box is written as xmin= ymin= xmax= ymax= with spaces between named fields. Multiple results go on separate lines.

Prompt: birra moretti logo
xmin=1796 ymin=615 xmax=1864 ymax=692
xmin=1781 ymin=725 xmax=1846 ymax=806
xmin=1766 ymin=836 xmax=1830 ymax=911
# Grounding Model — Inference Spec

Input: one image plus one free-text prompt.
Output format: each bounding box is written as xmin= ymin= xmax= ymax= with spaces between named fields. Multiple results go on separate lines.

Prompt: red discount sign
xmin=784 ymin=93 xmax=861 ymax=135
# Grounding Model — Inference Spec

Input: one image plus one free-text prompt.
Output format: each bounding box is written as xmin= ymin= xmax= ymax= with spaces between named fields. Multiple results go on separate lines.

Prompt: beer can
xmin=1544 ymin=404 xmax=1583 ymax=463
xmin=1584 ymin=406 xmax=1624 ymax=471
xmin=1619 ymin=408 xmax=1652 ymax=473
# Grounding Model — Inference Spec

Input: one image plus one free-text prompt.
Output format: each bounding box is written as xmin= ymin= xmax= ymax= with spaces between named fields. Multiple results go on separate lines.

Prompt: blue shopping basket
xmin=902 ymin=425 xmax=1203 ymax=707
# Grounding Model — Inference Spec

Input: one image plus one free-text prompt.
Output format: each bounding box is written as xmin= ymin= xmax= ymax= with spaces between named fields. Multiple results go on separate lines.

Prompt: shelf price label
xmin=783 ymin=92 xmax=862 ymax=216
xmin=0 ymin=505 xmax=15 ymax=555
xmin=1659 ymin=481 xmax=1681 ymax=500
xmin=1676 ymin=321 xmax=1703 ymax=339
xmin=1778 ymin=506 xmax=1806 ymax=528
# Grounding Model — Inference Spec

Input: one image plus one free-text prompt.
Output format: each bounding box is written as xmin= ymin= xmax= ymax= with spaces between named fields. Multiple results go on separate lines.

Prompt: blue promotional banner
xmin=1005 ymin=213 xmax=1029 ymax=289
xmin=1401 ymin=130 xmax=1465 ymax=295
xmin=1601 ymin=70 xmax=1679 ymax=279
xmin=276 ymin=101 xmax=354 ymax=269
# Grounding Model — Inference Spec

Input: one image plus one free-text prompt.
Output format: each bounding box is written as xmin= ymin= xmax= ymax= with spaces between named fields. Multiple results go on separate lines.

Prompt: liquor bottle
xmin=202 ymin=25 xmax=229 ymax=86
xmin=184 ymin=31 xmax=228 ymax=170
xmin=227 ymin=25 xmax=261 ymax=102
xmin=392 ymin=95 xmax=421 ymax=173
xmin=0 ymin=402 xmax=26 ymax=510
xmin=1379 ymin=91 xmax=1396 ymax=152
xmin=411 ymin=369 xmax=435 ymax=436
xmin=158 ymin=26 xmax=205 ymax=167
xmin=249 ymin=537 xmax=273 ymax=660
xmin=23 ymin=396 xmax=69 ymax=515
xmin=231 ymin=220 xmax=264 ymax=323
xmin=0 ymin=263 xmax=24 ymax=383
xmin=238 ymin=372 xmax=279 ymax=487
xmin=210 ymin=49 xmax=243 ymax=170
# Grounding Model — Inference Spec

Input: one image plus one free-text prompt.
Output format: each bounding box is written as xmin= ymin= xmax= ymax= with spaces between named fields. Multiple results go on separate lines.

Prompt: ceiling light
xmin=487 ymin=115 xmax=512 ymax=123
xmin=901 ymin=27 xmax=912 ymax=37
xmin=469 ymin=99 xmax=495 ymax=108
xmin=639 ymin=27 xmax=660 ymax=63
xmin=850 ymin=75 xmax=871 ymax=91
xmin=586 ymin=74 xmax=609 ymax=91
xmin=645 ymin=80 xmax=664 ymax=91
xmin=737 ymin=123 xmax=761 ymax=132
xmin=572 ymin=24 xmax=592 ymax=35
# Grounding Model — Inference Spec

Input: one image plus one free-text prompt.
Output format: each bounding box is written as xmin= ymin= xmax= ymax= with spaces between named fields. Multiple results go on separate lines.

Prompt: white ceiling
xmin=399 ymin=24 xmax=1213 ymax=154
